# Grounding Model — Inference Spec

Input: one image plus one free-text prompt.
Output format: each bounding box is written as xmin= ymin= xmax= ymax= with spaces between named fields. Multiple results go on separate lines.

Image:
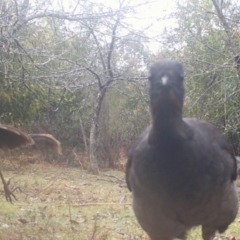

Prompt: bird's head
xmin=148 ymin=60 xmax=185 ymax=115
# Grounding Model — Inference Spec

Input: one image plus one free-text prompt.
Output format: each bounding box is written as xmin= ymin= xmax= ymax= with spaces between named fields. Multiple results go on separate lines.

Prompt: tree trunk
xmin=89 ymin=87 xmax=107 ymax=174
xmin=79 ymin=115 xmax=88 ymax=153
xmin=87 ymin=10 xmax=120 ymax=173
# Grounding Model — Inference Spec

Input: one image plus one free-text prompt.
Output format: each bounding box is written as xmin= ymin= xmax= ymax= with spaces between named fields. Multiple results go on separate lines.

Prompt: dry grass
xmin=0 ymin=155 xmax=239 ymax=240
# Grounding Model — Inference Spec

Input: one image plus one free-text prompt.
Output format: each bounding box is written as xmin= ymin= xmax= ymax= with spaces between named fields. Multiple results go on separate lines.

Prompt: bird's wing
xmin=126 ymin=126 xmax=152 ymax=192
xmin=215 ymin=135 xmax=237 ymax=181
xmin=185 ymin=118 xmax=237 ymax=181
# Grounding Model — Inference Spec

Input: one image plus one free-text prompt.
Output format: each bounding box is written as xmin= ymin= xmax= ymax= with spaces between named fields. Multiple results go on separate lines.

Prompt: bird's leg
xmin=0 ymin=170 xmax=18 ymax=203
xmin=202 ymin=226 xmax=216 ymax=240
xmin=176 ymin=231 xmax=187 ymax=239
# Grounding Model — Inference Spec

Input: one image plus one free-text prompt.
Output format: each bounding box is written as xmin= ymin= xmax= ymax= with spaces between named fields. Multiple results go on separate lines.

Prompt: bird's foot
xmin=0 ymin=171 xmax=21 ymax=203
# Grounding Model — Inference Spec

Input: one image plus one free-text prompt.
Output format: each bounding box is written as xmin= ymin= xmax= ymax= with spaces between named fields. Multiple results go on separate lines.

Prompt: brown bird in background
xmin=0 ymin=124 xmax=62 ymax=203
xmin=126 ymin=60 xmax=238 ymax=240
xmin=29 ymin=134 xmax=62 ymax=155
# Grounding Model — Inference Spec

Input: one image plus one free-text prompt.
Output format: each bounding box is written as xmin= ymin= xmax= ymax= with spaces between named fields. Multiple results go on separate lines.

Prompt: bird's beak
xmin=161 ymin=76 xmax=169 ymax=85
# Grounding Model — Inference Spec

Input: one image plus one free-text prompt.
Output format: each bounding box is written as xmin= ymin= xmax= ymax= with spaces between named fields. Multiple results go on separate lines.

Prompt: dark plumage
xmin=126 ymin=60 xmax=239 ymax=240
xmin=0 ymin=124 xmax=62 ymax=203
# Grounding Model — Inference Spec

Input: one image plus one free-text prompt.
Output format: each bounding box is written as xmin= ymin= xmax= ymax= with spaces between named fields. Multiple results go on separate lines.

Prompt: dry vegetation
xmin=0 ymin=153 xmax=239 ymax=240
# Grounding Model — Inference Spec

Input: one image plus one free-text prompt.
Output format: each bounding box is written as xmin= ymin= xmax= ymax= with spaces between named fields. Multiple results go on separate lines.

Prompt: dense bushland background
xmin=1 ymin=0 xmax=240 ymax=172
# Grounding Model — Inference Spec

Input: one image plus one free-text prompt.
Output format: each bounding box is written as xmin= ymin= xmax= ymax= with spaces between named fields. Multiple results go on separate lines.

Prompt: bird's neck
xmin=153 ymin=105 xmax=183 ymax=132
xmin=148 ymin=104 xmax=187 ymax=145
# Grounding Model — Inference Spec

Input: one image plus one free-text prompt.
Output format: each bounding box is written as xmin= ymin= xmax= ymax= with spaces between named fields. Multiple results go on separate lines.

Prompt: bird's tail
xmin=29 ymin=134 xmax=62 ymax=155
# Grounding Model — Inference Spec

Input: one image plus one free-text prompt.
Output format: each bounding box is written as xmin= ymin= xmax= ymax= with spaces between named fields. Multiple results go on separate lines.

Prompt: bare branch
xmin=89 ymin=29 xmax=107 ymax=73
xmin=85 ymin=67 xmax=102 ymax=89
xmin=212 ymin=0 xmax=240 ymax=80
xmin=107 ymin=11 xmax=121 ymax=80
xmin=211 ymin=0 xmax=238 ymax=56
